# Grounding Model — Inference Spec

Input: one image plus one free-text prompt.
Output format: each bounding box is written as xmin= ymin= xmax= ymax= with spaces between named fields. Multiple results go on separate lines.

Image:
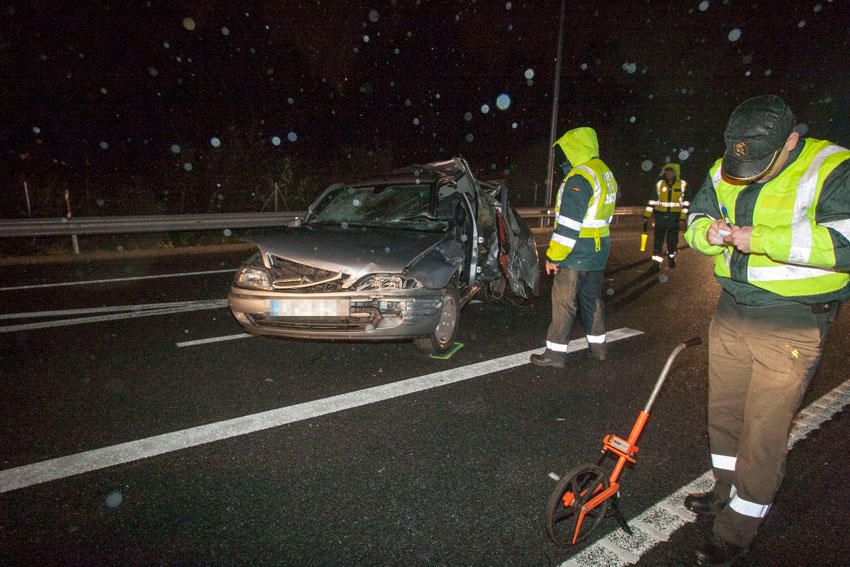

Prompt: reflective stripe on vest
xmin=709 ymin=140 xmax=850 ymax=297
xmin=652 ymin=179 xmax=686 ymax=212
xmin=575 ymin=163 xmax=615 ymax=236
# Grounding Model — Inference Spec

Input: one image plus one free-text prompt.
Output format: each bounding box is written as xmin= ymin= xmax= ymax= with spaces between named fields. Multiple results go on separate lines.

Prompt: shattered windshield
xmin=308 ymin=184 xmax=447 ymax=230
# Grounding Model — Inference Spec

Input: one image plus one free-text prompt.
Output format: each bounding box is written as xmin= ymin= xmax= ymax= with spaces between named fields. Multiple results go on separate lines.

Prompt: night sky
xmin=2 ymin=0 xmax=849 ymax=216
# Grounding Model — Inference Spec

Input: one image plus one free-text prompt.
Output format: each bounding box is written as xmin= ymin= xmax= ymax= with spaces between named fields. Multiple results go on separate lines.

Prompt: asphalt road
xmin=1 ymin=224 xmax=848 ymax=566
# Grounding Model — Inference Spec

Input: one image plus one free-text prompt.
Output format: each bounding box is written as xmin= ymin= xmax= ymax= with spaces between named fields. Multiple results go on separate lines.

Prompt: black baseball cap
xmin=722 ymin=95 xmax=795 ymax=183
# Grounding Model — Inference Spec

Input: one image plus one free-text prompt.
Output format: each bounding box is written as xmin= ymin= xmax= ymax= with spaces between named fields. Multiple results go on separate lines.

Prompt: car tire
xmin=414 ymin=285 xmax=460 ymax=355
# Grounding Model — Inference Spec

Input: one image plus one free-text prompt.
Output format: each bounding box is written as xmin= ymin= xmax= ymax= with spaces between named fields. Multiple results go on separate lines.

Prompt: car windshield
xmin=308 ymin=184 xmax=447 ymax=230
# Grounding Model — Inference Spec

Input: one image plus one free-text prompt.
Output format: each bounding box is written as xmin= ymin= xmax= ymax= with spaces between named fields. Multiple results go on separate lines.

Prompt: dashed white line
xmin=0 ymin=300 xmax=227 ymax=333
xmin=176 ymin=332 xmax=251 ymax=347
xmin=0 ymin=268 xmax=236 ymax=292
xmin=561 ymin=378 xmax=850 ymax=566
xmin=0 ymin=327 xmax=644 ymax=494
xmin=0 ymin=300 xmax=223 ymax=321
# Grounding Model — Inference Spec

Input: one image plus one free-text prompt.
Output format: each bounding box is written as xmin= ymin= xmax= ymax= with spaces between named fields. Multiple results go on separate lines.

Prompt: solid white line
xmin=0 ymin=300 xmax=227 ymax=333
xmin=562 ymin=377 xmax=850 ymax=566
xmin=176 ymin=333 xmax=251 ymax=347
xmin=0 ymin=300 xmax=226 ymax=321
xmin=0 ymin=269 xmax=236 ymax=292
xmin=0 ymin=327 xmax=644 ymax=494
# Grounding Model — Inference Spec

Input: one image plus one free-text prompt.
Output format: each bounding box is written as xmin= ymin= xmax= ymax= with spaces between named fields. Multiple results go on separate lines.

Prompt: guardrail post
xmin=71 ymin=234 xmax=80 ymax=254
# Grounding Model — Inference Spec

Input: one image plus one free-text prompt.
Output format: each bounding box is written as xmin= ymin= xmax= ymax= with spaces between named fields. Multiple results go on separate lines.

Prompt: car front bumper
xmin=227 ymin=286 xmax=444 ymax=341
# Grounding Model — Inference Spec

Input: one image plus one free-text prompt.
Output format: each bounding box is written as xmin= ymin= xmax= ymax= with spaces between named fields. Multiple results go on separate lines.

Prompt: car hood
xmin=243 ymin=225 xmax=448 ymax=277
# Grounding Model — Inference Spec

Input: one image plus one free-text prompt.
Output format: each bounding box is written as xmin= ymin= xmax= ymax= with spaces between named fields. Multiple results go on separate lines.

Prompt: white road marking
xmin=549 ymin=472 xmax=561 ymax=481
xmin=0 ymin=269 xmax=236 ymax=292
xmin=561 ymin=378 xmax=850 ymax=567
xmin=176 ymin=333 xmax=251 ymax=347
xmin=0 ymin=300 xmax=227 ymax=333
xmin=0 ymin=300 xmax=223 ymax=321
xmin=0 ymin=327 xmax=644 ymax=494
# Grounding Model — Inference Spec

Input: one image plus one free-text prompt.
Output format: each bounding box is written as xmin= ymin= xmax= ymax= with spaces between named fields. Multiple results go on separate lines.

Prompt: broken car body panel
xmin=227 ymin=157 xmax=539 ymax=345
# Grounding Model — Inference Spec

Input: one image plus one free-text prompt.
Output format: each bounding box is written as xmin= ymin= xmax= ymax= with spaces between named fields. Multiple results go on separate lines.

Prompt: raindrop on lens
xmin=182 ymin=17 xmax=196 ymax=31
xmin=223 ymin=229 xmax=232 ymax=237
xmin=728 ymin=28 xmax=742 ymax=42
xmin=659 ymin=274 xmax=669 ymax=283
xmin=105 ymin=490 xmax=123 ymax=508
xmin=495 ymin=93 xmax=511 ymax=110
xmin=271 ymin=136 xmax=281 ymax=146
xmin=210 ymin=137 xmax=221 ymax=147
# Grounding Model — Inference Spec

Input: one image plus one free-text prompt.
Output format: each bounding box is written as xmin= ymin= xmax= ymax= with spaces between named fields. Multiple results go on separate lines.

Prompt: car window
xmin=310 ymin=184 xmax=447 ymax=230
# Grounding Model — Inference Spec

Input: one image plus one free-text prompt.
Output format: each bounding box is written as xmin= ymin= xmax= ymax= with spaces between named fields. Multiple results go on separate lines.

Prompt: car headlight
xmin=234 ymin=266 xmax=273 ymax=290
xmin=354 ymin=274 xmax=422 ymax=291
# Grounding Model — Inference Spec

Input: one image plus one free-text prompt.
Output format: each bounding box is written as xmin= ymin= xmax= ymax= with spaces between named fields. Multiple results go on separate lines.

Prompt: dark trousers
xmin=652 ymin=212 xmax=680 ymax=262
xmin=545 ymin=268 xmax=606 ymax=355
xmin=707 ymin=291 xmax=837 ymax=547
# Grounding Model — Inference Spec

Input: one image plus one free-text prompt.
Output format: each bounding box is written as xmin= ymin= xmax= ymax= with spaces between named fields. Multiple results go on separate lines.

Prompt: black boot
xmin=694 ymin=535 xmax=749 ymax=566
xmin=668 ymin=255 xmax=676 ymax=268
xmin=684 ymin=492 xmax=726 ymax=517
xmin=648 ymin=262 xmax=661 ymax=274
xmin=588 ymin=345 xmax=607 ymax=361
xmin=530 ymin=349 xmax=566 ymax=368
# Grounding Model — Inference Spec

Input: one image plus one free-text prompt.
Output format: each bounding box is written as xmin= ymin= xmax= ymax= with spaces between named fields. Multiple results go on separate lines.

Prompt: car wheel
xmin=414 ymin=285 xmax=460 ymax=355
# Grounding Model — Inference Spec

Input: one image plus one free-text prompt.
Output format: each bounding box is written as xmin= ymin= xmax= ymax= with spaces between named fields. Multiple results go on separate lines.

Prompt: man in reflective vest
xmin=531 ymin=126 xmax=618 ymax=367
xmin=644 ymin=162 xmax=689 ymax=272
xmin=684 ymin=95 xmax=850 ymax=565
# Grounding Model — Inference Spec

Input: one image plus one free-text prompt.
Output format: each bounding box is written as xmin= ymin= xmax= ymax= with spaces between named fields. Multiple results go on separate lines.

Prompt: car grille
xmin=269 ymin=256 xmax=344 ymax=292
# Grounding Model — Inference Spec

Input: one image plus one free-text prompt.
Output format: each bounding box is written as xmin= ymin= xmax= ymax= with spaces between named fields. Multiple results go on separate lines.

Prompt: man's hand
xmin=725 ymin=226 xmax=753 ymax=253
xmin=707 ymin=219 xmax=734 ymax=246
xmin=545 ymin=260 xmax=559 ymax=275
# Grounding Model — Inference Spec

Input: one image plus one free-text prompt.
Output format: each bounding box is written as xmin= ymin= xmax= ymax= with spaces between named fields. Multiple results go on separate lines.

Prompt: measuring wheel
xmin=545 ymin=463 xmax=611 ymax=546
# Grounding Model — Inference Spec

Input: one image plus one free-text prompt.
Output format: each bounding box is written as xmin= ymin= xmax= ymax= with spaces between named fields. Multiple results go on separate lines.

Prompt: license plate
xmin=269 ymin=299 xmax=349 ymax=317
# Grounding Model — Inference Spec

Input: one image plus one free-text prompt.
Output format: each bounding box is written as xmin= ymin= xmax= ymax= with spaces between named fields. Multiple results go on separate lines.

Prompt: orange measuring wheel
xmin=545 ymin=337 xmax=703 ymax=546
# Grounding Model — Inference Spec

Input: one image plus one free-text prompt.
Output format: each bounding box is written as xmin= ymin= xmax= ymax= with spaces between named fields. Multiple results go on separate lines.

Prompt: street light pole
xmin=544 ymin=0 xmax=567 ymax=208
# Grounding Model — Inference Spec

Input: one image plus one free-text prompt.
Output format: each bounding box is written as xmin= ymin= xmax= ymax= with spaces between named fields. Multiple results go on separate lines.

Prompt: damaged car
xmin=227 ymin=157 xmax=539 ymax=354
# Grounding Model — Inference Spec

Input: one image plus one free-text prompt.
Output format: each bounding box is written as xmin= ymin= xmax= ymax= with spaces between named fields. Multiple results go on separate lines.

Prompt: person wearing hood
xmin=531 ymin=127 xmax=618 ymax=367
xmin=684 ymin=95 xmax=850 ymax=565
xmin=644 ymin=162 xmax=689 ymax=272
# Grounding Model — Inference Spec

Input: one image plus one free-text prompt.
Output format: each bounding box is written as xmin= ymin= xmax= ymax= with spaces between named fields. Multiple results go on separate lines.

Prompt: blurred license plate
xmin=270 ymin=299 xmax=349 ymax=317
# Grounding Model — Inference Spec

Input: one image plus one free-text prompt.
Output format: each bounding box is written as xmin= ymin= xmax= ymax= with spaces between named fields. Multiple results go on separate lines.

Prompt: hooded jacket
xmin=547 ymin=127 xmax=618 ymax=271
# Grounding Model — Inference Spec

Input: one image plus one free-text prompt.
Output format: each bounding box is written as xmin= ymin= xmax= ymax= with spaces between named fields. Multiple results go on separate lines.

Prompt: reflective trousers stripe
xmin=586 ymin=333 xmax=606 ymax=344
xmin=729 ymin=494 xmax=771 ymax=519
xmin=546 ymin=340 xmax=569 ymax=352
xmin=652 ymin=255 xmax=664 ymax=263
xmin=711 ymin=453 xmax=737 ymax=471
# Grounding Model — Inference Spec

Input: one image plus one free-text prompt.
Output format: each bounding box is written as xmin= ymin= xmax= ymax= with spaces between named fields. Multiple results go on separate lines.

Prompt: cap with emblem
xmin=722 ymin=95 xmax=795 ymax=183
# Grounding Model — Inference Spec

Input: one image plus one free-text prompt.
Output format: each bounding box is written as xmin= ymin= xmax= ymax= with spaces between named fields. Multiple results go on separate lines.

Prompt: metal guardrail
xmin=0 ymin=207 xmax=644 ymax=238
xmin=0 ymin=212 xmax=302 ymax=238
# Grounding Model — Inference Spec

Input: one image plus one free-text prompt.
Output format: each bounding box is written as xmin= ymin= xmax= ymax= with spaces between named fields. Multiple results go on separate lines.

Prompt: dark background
xmin=2 ymin=0 xmax=848 ymax=217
